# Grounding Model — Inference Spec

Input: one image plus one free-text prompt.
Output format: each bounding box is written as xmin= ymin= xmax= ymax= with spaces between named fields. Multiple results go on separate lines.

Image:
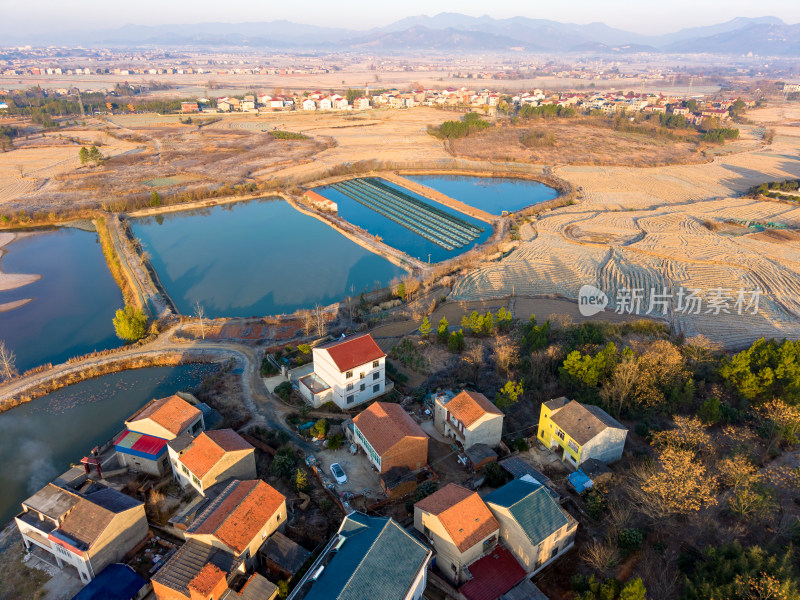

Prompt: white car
xmin=330 ymin=462 xmax=347 ymax=485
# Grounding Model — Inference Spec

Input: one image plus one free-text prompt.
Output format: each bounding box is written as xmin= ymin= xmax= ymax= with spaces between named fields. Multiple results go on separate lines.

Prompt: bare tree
xmin=0 ymin=341 xmax=17 ymax=381
xmin=600 ymin=354 xmax=638 ymax=417
xmin=301 ymin=309 xmax=314 ymax=338
xmin=580 ymin=535 xmax=620 ymax=573
xmin=193 ymin=301 xmax=206 ymax=340
xmin=493 ymin=335 xmax=519 ymax=378
xmin=15 ymin=164 xmax=24 ymax=178
xmin=313 ymin=304 xmax=326 ymax=337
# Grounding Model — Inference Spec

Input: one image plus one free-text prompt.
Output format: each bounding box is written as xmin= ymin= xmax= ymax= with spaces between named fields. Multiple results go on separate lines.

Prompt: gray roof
xmin=22 ymin=484 xmax=79 ymax=520
xmin=151 ymin=539 xmax=241 ymax=595
xmin=168 ymin=431 xmax=195 ymax=454
xmin=465 ymin=443 xmax=497 ymax=464
xmin=223 ymin=573 xmax=278 ymax=600
xmin=485 ymin=479 xmax=570 ymax=546
xmin=259 ymin=531 xmax=311 ymax=576
xmin=304 ymin=513 xmax=431 ymax=600
xmin=549 ymin=400 xmax=625 ymax=446
xmin=500 ymin=578 xmax=549 ymax=600
xmin=84 ymin=487 xmax=142 ymax=513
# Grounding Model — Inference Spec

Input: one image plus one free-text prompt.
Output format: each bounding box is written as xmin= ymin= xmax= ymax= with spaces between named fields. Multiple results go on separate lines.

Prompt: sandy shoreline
xmin=0 ymin=232 xmax=41 ymax=293
xmin=0 ymin=298 xmax=33 ymax=313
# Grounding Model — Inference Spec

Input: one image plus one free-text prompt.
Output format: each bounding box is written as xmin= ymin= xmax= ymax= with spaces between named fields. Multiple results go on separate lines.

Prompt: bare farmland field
xmin=448 ymin=117 xmax=713 ymax=167
xmin=451 ymin=105 xmax=800 ymax=349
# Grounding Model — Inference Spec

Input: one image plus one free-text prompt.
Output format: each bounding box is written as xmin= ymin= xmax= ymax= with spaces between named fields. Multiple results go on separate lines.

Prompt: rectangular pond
xmin=0 ymin=363 xmax=218 ymax=525
xmin=0 ymin=228 xmax=124 ymax=373
xmin=129 ymin=198 xmax=406 ymax=318
xmin=404 ymin=174 xmax=558 ymax=215
xmin=314 ymin=178 xmax=492 ymax=263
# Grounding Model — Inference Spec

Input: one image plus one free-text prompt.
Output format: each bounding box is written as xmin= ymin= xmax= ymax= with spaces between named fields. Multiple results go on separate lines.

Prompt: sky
xmin=1 ymin=0 xmax=799 ymax=36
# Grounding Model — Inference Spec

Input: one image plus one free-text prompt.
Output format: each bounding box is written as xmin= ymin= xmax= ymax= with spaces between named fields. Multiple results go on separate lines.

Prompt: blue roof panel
xmin=72 ymin=563 xmax=145 ymax=600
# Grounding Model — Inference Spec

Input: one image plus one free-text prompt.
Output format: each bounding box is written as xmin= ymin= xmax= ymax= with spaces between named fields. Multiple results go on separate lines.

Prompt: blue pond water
xmin=314 ymin=178 xmax=492 ymax=263
xmin=0 ymin=228 xmax=124 ymax=373
xmin=0 ymin=363 xmax=218 ymax=525
xmin=130 ymin=198 xmax=405 ymax=318
xmin=404 ymin=175 xmax=558 ymax=215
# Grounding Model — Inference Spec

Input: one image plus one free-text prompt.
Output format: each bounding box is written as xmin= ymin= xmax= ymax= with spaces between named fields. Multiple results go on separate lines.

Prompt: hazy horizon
xmin=2 ymin=0 xmax=800 ymax=39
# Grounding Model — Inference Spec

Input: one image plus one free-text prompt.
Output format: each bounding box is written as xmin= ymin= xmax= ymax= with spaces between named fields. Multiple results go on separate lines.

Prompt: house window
xmin=373 ymin=360 xmax=379 ymax=368
xmin=423 ymin=525 xmax=431 ymax=539
xmin=551 ymin=546 xmax=559 ymax=558
xmin=360 ymin=383 xmax=366 ymax=392
xmin=192 ymin=475 xmax=201 ymax=487
xmin=346 ymin=370 xmax=353 ymax=378
xmin=346 ymin=383 xmax=354 ymax=391
xmin=191 ymin=420 xmax=202 ymax=435
xmin=182 ymin=465 xmax=189 ymax=476
xmin=373 ymin=384 xmax=380 ymax=393
xmin=556 ymin=429 xmax=565 ymax=440
xmin=482 ymin=536 xmax=496 ymax=552
xmin=346 ymin=395 xmax=355 ymax=404
xmin=373 ymin=372 xmax=380 ymax=381
xmin=359 ymin=372 xmax=365 ymax=379
xmin=568 ymin=439 xmax=580 ymax=453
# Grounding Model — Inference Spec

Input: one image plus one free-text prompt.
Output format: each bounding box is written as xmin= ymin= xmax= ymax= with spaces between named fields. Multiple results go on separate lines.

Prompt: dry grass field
xmin=449 ymin=117 xmax=713 ymax=167
xmin=451 ymin=104 xmax=800 ymax=349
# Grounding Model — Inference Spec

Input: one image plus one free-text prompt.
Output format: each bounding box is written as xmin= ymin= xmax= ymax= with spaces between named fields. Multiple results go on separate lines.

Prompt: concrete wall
xmin=89 ymin=504 xmax=149 ymax=579
xmin=118 ymin=451 xmax=169 ymax=477
xmin=464 ymin=414 xmax=503 ymax=449
xmin=311 ymin=350 xmax=385 ymax=409
xmin=200 ymin=450 xmax=257 ymax=492
xmin=580 ymin=428 xmax=627 ymax=466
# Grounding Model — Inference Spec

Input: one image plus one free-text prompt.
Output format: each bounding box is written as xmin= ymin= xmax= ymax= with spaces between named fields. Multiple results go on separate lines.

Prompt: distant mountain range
xmin=12 ymin=13 xmax=800 ymax=56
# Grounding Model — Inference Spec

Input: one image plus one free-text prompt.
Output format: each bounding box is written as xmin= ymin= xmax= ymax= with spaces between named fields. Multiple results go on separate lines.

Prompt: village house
xmin=15 ymin=483 xmax=148 ymax=584
xmin=353 ymin=96 xmax=371 ymax=110
xmin=301 ymin=98 xmax=316 ymax=111
xmin=537 ymin=397 xmax=628 ymax=467
xmin=414 ymin=484 xmax=500 ymax=584
xmin=151 ymin=538 xmax=278 ymax=600
xmin=298 ymin=333 xmax=388 ymax=409
xmin=433 ymin=390 xmax=504 ymax=450
xmin=116 ymin=395 xmax=204 ymax=476
xmin=485 ymin=478 xmax=578 ymax=575
xmin=241 ymin=95 xmax=255 ymax=111
xmin=180 ymin=102 xmax=199 ymax=113
xmin=169 ymin=429 xmax=256 ymax=496
xmin=184 ymin=479 xmax=286 ymax=567
xmin=289 ymin=512 xmax=432 ymax=600
xmin=352 ymin=401 xmax=429 ymax=474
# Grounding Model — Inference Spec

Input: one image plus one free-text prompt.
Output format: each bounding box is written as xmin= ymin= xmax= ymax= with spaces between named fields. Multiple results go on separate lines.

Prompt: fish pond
xmin=0 ymin=228 xmax=124 ymax=373
xmin=404 ymin=174 xmax=558 ymax=215
xmin=129 ymin=198 xmax=405 ymax=318
xmin=0 ymin=363 xmax=218 ymax=525
xmin=314 ymin=178 xmax=492 ymax=263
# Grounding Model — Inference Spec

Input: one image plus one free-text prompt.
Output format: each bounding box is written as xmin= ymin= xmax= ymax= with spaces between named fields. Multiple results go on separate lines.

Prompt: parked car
xmin=330 ymin=462 xmax=347 ymax=484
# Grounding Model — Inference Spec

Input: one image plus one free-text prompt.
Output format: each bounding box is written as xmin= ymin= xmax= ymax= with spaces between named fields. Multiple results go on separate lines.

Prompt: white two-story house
xmin=298 ymin=334 xmax=389 ymax=409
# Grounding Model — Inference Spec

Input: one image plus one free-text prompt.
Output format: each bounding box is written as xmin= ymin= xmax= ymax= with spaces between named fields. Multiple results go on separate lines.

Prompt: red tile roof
xmin=191 ymin=480 xmax=285 ymax=554
xmin=189 ymin=563 xmax=226 ymax=596
xmin=415 ymin=484 xmax=499 ymax=552
xmin=459 ymin=546 xmax=526 ymax=600
xmin=318 ymin=334 xmax=385 ymax=373
xmin=445 ymin=391 xmax=503 ymax=428
xmin=353 ymin=402 xmax=428 ymax=455
xmin=127 ymin=395 xmax=201 ymax=436
xmin=180 ymin=430 xmax=253 ymax=478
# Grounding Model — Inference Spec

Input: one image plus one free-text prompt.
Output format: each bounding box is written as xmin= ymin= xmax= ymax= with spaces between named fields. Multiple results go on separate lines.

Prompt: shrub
xmin=483 ymin=462 xmax=507 ymax=487
xmin=112 ymin=305 xmax=148 ymax=341
xmin=274 ymin=381 xmax=293 ymax=402
xmin=327 ymin=434 xmax=344 ymax=450
xmin=617 ymin=528 xmax=644 ymax=553
xmin=414 ymin=480 xmax=438 ymax=501
xmin=448 ymin=329 xmax=466 ymax=353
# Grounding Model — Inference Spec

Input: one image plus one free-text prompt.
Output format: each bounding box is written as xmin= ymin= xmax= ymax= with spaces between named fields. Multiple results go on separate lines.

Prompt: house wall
xmin=312 ymin=350 xmax=385 ymax=409
xmin=118 ymin=450 xmax=169 ymax=476
xmin=152 ymin=579 xmax=189 ymax=600
xmin=488 ymin=504 xmax=577 ymax=575
xmin=381 ymin=437 xmax=428 ymax=475
xmin=414 ymin=509 xmax=496 ymax=584
xmin=16 ymin=520 xmax=93 ymax=582
xmin=404 ymin=553 xmax=431 ymax=600
xmin=199 ymin=450 xmax=257 ymax=492
xmin=579 ymin=428 xmax=627 ymax=465
xmin=126 ymin=415 xmax=203 ymax=442
xmin=88 ymin=505 xmax=149 ymax=578
xmin=537 ymin=407 xmax=581 ymax=466
xmin=464 ymin=414 xmax=503 ymax=449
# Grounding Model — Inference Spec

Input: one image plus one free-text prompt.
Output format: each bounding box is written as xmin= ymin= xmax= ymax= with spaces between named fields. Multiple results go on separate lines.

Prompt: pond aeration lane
xmin=330 ymin=178 xmax=484 ymax=251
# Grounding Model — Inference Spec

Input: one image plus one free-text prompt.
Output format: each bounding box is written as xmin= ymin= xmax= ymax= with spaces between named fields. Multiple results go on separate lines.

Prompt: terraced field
xmin=451 ymin=105 xmax=800 ymax=348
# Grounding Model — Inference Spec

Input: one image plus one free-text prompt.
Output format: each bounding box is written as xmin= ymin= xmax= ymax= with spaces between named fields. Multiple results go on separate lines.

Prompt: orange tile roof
xmin=353 ymin=402 xmax=428 ymax=455
xmin=127 ymin=395 xmax=201 ymax=436
xmin=445 ymin=391 xmax=503 ymax=428
xmin=318 ymin=334 xmax=385 ymax=373
xmin=191 ymin=480 xmax=286 ymax=555
xmin=180 ymin=430 xmax=253 ymax=479
xmin=416 ymin=484 xmax=499 ymax=553
xmin=188 ymin=563 xmax=226 ymax=596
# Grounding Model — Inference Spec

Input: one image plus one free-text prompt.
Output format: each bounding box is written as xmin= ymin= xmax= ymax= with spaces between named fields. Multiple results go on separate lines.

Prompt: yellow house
xmin=537 ymin=398 xmax=627 ymax=468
